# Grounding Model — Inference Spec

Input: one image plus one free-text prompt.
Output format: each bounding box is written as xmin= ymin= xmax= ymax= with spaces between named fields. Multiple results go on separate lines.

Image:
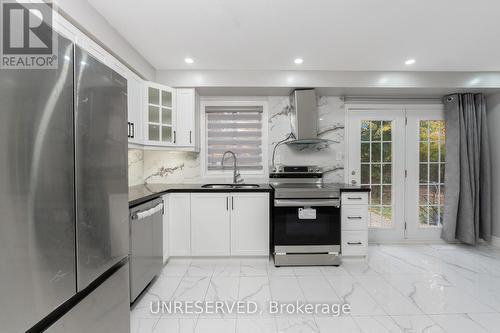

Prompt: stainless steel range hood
xmin=287 ymin=89 xmax=327 ymax=145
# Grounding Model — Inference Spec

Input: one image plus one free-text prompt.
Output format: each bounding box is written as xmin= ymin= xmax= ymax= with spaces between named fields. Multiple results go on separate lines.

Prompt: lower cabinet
xmin=341 ymin=192 xmax=369 ymax=257
xmin=168 ymin=193 xmax=191 ymax=256
xmin=167 ymin=192 xmax=270 ymax=257
xmin=191 ymin=193 xmax=231 ymax=256
xmin=230 ymin=193 xmax=270 ymax=256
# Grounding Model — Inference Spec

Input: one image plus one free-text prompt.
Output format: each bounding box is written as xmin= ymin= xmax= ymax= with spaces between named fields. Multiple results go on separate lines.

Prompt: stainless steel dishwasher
xmin=129 ymin=198 xmax=163 ymax=303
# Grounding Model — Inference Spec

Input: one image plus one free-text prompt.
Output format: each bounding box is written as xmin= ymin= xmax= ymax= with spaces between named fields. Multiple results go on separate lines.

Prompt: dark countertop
xmin=339 ymin=184 xmax=371 ymax=192
xmin=129 ymin=183 xmax=273 ymax=207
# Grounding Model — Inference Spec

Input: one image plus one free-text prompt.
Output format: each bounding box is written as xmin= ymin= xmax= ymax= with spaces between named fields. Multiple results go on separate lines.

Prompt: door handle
xmin=173 ymin=131 xmax=176 ymax=143
xmin=131 ymin=122 xmax=135 ymax=138
xmin=189 ymin=130 xmax=192 ymax=144
xmin=347 ymin=242 xmax=363 ymax=245
xmin=127 ymin=122 xmax=131 ymax=138
xmin=226 ymin=197 xmax=229 ymax=211
xmin=347 ymin=216 xmax=363 ymax=219
xmin=231 ymin=196 xmax=234 ymax=210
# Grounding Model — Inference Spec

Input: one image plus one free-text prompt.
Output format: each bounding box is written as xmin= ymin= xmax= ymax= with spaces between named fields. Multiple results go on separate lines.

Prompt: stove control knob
xmin=315 ymin=168 xmax=320 ymax=172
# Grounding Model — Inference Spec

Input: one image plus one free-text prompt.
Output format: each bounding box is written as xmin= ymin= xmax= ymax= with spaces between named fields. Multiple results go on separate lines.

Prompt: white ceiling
xmin=88 ymin=0 xmax=500 ymax=71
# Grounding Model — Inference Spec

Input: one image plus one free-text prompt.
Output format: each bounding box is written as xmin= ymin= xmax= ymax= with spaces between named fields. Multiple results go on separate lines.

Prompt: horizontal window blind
xmin=206 ymin=105 xmax=263 ymax=171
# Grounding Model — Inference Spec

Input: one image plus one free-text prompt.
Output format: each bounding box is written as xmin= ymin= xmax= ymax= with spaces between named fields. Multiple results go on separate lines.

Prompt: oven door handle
xmin=274 ymin=199 xmax=340 ymax=207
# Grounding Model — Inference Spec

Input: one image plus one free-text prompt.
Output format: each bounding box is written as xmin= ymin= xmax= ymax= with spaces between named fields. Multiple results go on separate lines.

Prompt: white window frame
xmin=200 ymin=97 xmax=269 ymax=178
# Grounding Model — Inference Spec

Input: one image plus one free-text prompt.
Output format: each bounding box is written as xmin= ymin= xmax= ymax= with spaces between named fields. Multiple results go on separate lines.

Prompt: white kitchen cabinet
xmin=144 ymin=82 xmax=175 ymax=146
xmin=341 ymin=192 xmax=369 ymax=257
xmin=230 ymin=193 xmax=269 ymax=256
xmin=190 ymin=193 xmax=231 ymax=256
xmin=175 ymin=88 xmax=199 ymax=150
xmin=168 ymin=193 xmax=191 ymax=256
xmin=161 ymin=194 xmax=170 ymax=263
xmin=127 ymin=73 xmax=144 ymax=144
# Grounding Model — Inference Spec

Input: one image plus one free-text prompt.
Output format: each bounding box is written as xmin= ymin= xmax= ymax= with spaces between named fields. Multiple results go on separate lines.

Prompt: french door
xmin=347 ymin=105 xmax=445 ymax=241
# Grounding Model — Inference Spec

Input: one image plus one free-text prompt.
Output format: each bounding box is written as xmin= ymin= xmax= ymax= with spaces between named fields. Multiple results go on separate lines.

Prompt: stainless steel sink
xmin=233 ymin=184 xmax=260 ymax=188
xmin=201 ymin=184 xmax=234 ymax=189
xmin=202 ymin=184 xmax=260 ymax=189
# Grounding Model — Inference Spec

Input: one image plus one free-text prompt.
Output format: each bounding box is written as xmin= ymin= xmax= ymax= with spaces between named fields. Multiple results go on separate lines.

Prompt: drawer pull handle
xmin=347 ymin=242 xmax=363 ymax=245
xmin=348 ymin=197 xmax=363 ymax=200
xmin=347 ymin=216 xmax=363 ymax=219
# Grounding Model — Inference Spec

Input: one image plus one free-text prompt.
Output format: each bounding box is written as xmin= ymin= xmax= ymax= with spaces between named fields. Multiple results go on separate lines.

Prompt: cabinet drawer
xmin=341 ymin=192 xmax=369 ymax=205
xmin=342 ymin=231 xmax=368 ymax=256
xmin=341 ymin=205 xmax=368 ymax=230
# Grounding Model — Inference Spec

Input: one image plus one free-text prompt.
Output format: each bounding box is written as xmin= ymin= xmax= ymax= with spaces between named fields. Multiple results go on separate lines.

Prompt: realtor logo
xmin=1 ymin=1 xmax=57 ymax=69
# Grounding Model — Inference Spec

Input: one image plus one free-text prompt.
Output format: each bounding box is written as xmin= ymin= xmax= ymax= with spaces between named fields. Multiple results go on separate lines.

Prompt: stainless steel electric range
xmin=270 ymin=165 xmax=341 ymax=266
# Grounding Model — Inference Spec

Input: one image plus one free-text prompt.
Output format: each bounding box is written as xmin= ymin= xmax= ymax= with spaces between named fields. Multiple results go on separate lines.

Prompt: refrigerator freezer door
xmin=75 ymin=46 xmax=129 ymax=291
xmin=0 ymin=35 xmax=76 ymax=331
xmin=47 ymin=263 xmax=130 ymax=333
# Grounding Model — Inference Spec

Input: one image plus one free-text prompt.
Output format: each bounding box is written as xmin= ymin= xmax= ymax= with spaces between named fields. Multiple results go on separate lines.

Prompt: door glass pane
xmin=382 ymin=164 xmax=391 ymax=184
xmin=148 ymin=124 xmax=159 ymax=141
xmin=149 ymin=105 xmax=159 ymax=123
xmin=361 ymin=120 xmax=393 ymax=229
xmin=361 ymin=143 xmax=370 ymax=162
xmin=371 ymin=142 xmax=381 ymax=162
xmin=418 ymin=120 xmax=445 ymax=228
xmin=161 ymin=108 xmax=172 ymax=125
xmin=161 ymin=90 xmax=172 ymax=107
xmin=361 ymin=164 xmax=370 ymax=184
xmin=361 ymin=121 xmax=370 ymax=141
xmin=148 ymin=87 xmax=159 ymax=105
xmin=161 ymin=126 xmax=172 ymax=142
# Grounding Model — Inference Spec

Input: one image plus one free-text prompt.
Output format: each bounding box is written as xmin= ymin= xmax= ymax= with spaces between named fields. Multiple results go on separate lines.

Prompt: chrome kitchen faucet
xmin=221 ymin=151 xmax=244 ymax=184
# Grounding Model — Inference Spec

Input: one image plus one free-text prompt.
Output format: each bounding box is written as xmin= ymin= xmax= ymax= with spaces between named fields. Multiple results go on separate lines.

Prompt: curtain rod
xmin=341 ymin=96 xmax=443 ymax=104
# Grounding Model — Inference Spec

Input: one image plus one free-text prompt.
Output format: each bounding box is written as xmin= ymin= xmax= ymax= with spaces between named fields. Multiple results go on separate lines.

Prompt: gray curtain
xmin=442 ymin=93 xmax=492 ymax=244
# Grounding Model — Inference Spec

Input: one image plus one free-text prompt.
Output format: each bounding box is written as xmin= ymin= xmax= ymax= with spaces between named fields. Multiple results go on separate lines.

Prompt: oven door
xmin=273 ymin=199 xmax=341 ymax=250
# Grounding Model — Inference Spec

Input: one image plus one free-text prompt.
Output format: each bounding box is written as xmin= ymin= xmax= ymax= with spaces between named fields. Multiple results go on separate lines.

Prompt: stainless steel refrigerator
xmin=0 ymin=32 xmax=130 ymax=332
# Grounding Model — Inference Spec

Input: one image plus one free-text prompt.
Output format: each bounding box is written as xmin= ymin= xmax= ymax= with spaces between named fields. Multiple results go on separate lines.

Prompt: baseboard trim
xmin=369 ymin=239 xmax=452 ymax=245
xmin=491 ymin=236 xmax=500 ymax=248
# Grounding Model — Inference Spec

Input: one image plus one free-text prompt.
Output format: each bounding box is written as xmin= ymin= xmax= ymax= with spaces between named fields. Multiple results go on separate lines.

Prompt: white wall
xmin=487 ymin=93 xmax=500 ymax=238
xmin=54 ymin=0 xmax=155 ymax=80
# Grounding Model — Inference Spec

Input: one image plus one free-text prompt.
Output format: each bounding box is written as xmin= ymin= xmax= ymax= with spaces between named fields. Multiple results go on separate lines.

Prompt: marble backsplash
xmin=129 ymin=95 xmax=346 ymax=184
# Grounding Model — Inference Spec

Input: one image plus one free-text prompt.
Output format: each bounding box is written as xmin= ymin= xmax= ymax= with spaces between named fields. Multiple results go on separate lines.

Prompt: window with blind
xmin=205 ymin=105 xmax=264 ymax=171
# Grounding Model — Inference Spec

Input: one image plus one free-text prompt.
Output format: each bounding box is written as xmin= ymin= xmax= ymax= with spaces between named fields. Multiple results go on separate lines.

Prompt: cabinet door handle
xmin=347 ymin=242 xmax=363 ymax=245
xmin=347 ymin=216 xmax=363 ymax=219
xmin=127 ymin=122 xmax=131 ymax=138
xmin=131 ymin=122 xmax=135 ymax=138
xmin=173 ymin=131 xmax=176 ymax=143
xmin=226 ymin=197 xmax=229 ymax=211
xmin=231 ymin=197 xmax=234 ymax=210
xmin=348 ymin=197 xmax=363 ymax=200
xmin=189 ymin=130 xmax=192 ymax=144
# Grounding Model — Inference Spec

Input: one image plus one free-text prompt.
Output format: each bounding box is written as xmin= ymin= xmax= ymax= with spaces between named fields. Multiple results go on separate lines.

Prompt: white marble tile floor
xmin=131 ymin=244 xmax=500 ymax=333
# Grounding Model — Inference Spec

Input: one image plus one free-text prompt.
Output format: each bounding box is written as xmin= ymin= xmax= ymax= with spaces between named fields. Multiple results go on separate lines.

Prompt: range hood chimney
xmin=287 ymin=89 xmax=326 ymax=145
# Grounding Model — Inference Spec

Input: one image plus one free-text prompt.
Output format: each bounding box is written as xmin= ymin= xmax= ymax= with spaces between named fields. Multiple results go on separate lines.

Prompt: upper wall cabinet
xmin=175 ymin=88 xmax=200 ymax=151
xmin=143 ymin=83 xmax=199 ymax=151
xmin=127 ymin=73 xmax=144 ymax=144
xmin=144 ymin=82 xmax=175 ymax=146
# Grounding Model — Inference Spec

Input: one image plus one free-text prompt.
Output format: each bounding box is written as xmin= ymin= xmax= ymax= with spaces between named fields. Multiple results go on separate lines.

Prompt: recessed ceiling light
xmin=184 ymin=57 xmax=194 ymax=64
xmin=405 ymin=58 xmax=416 ymax=65
xmin=294 ymin=58 xmax=303 ymax=64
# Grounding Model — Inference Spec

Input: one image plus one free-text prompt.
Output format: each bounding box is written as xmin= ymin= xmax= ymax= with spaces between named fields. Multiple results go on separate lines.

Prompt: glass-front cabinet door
xmin=145 ymin=83 xmax=174 ymax=145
